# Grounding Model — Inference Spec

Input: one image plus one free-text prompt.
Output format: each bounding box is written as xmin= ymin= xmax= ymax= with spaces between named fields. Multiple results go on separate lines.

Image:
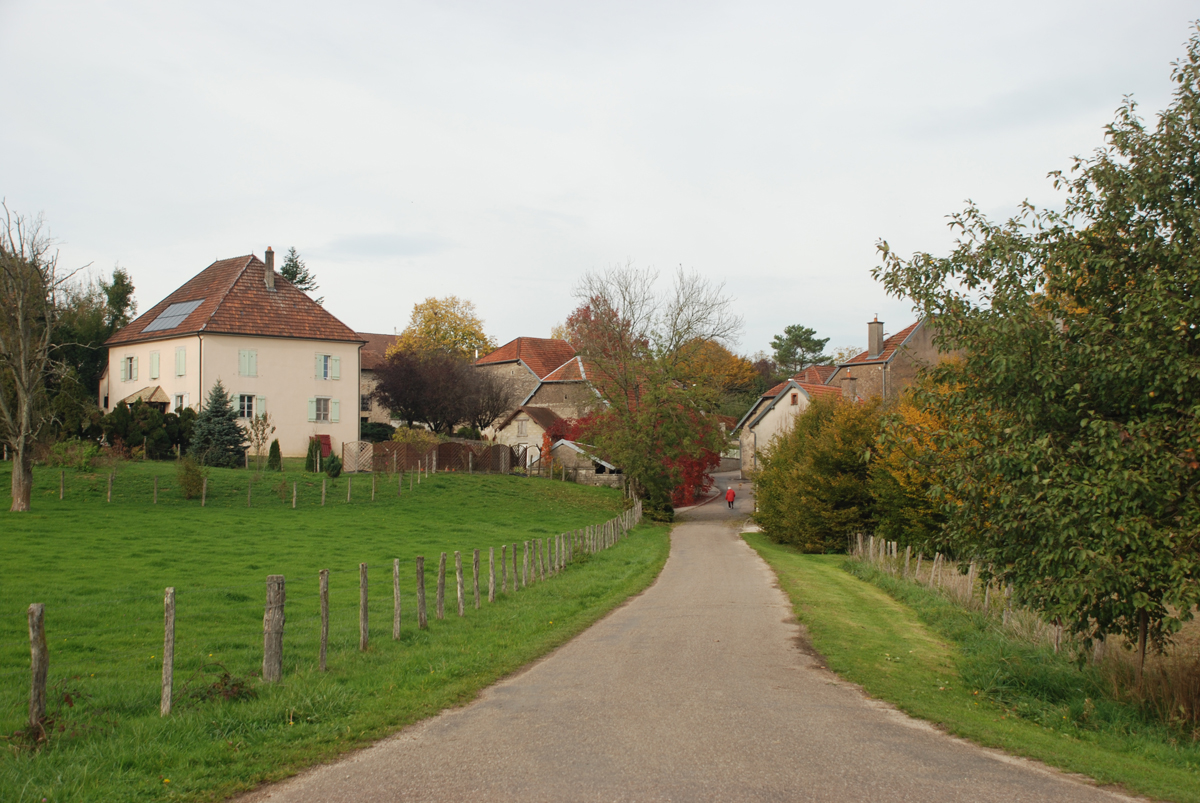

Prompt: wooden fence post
xmin=1003 ymin=582 xmax=1013 ymax=625
xmin=153 ymin=475 xmax=158 ymax=505
xmin=59 ymin=470 xmax=64 ymax=500
xmin=522 ymin=541 xmax=529 ymax=588
xmin=161 ymin=587 xmax=175 ymax=716
xmin=107 ymin=473 xmax=113 ymax=503
xmin=500 ymin=544 xmax=508 ymax=593
xmin=292 ymin=482 xmax=297 ymax=509
xmin=321 ymin=478 xmax=326 ymax=506
xmin=915 ymin=553 xmax=924 ymax=581
xmin=247 ymin=481 xmax=252 ymax=508
xmin=359 ymin=563 xmax=369 ymax=651
xmin=416 ymin=557 xmax=428 ymax=629
xmin=512 ymin=542 xmax=519 ymax=588
xmin=201 ymin=477 xmax=207 ymax=507
xmin=28 ymin=603 xmax=47 ymax=728
xmin=347 ymin=476 xmax=352 ymax=504
xmin=455 ymin=551 xmax=465 ymax=616
xmin=393 ymin=559 xmax=401 ymax=639
xmin=473 ymin=549 xmax=480 ymax=609
xmin=489 ymin=547 xmax=496 ymax=602
xmin=904 ymin=546 xmax=912 ymax=577
xmin=263 ymin=575 xmax=285 ymax=683
xmin=319 ymin=570 xmax=329 ymax=671
xmin=436 ymin=552 xmax=446 ymax=620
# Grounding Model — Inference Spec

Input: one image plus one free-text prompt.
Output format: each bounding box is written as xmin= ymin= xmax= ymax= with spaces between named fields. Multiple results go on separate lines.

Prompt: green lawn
xmin=744 ymin=533 xmax=1200 ymax=803
xmin=0 ymin=461 xmax=669 ymax=802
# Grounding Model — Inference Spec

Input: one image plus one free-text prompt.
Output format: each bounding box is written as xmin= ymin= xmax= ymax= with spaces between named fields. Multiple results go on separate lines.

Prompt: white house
xmin=734 ymin=378 xmax=847 ymax=478
xmin=102 ymin=249 xmax=364 ymax=457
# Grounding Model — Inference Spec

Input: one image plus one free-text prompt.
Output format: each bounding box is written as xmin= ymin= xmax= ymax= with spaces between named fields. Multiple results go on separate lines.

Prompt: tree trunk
xmin=9 ymin=444 xmax=32 ymax=512
xmin=1136 ymin=609 xmax=1148 ymax=690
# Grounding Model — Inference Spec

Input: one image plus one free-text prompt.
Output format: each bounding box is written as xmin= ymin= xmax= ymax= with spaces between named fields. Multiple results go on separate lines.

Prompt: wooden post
xmin=347 ymin=476 xmax=352 ymax=503
xmin=416 ymin=557 xmax=428 ymax=629
xmin=319 ymin=570 xmax=329 ymax=671
xmin=512 ymin=542 xmax=519 ymax=588
xmin=153 ymin=475 xmax=158 ymax=505
xmin=539 ymin=539 xmax=546 ymax=580
xmin=500 ymin=544 xmax=508 ymax=593
xmin=359 ymin=563 xmax=369 ymax=651
xmin=161 ymin=587 xmax=175 ymax=716
xmin=393 ymin=559 xmax=401 ymax=639
xmin=473 ymin=549 xmax=480 ymax=609
xmin=107 ymin=472 xmax=113 ymax=503
xmin=469 ymin=452 xmax=473 ymax=474
xmin=904 ymin=545 xmax=912 ymax=577
xmin=292 ymin=482 xmax=297 ymax=509
xmin=522 ymin=541 xmax=529 ymax=588
xmin=455 ymin=551 xmax=465 ymax=616
xmin=915 ymin=553 xmax=924 ymax=580
xmin=28 ymin=603 xmax=47 ymax=728
xmin=247 ymin=480 xmax=252 ymax=508
xmin=1003 ymin=582 xmax=1013 ymax=625
xmin=144 ymin=436 xmax=148 ymax=460
xmin=436 ymin=552 xmax=446 ymax=620
xmin=59 ymin=470 xmax=64 ymax=500
xmin=201 ymin=477 xmax=207 ymax=507
xmin=321 ymin=478 xmax=326 ymax=506
xmin=263 ymin=575 xmax=285 ymax=683
xmin=488 ymin=547 xmax=495 ymax=603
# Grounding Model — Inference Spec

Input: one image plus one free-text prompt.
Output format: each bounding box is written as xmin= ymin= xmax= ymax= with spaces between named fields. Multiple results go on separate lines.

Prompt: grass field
xmin=744 ymin=534 xmax=1200 ymax=803
xmin=0 ymin=460 xmax=670 ymax=802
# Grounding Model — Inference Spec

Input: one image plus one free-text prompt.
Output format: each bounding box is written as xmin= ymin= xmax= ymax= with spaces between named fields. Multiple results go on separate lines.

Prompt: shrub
xmin=304 ymin=438 xmax=322 ymax=473
xmin=454 ymin=426 xmax=482 ymax=440
xmin=391 ymin=426 xmax=441 ymax=453
xmin=266 ymin=439 xmax=282 ymax=471
xmin=359 ymin=421 xmax=395 ymax=443
xmin=45 ymin=439 xmax=100 ymax=471
xmin=176 ymin=456 xmax=208 ymax=500
xmin=323 ymin=454 xmax=343 ymax=478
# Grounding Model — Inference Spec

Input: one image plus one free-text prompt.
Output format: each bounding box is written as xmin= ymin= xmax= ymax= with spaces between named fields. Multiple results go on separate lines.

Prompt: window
xmin=308 ymin=397 xmax=339 ymax=423
xmin=120 ymin=355 xmax=138 ymax=382
xmin=361 ymin=394 xmax=371 ymax=412
xmin=517 ymin=418 xmax=528 ymax=436
xmin=314 ymin=353 xmax=341 ymax=380
xmin=239 ymin=394 xmax=255 ymax=419
xmin=149 ymin=351 xmax=160 ymax=380
xmin=174 ymin=394 xmax=184 ymax=412
xmin=175 ymin=347 xmax=186 ymax=377
xmin=790 ymin=393 xmax=798 ymax=406
xmin=239 ymin=349 xmax=258 ymax=377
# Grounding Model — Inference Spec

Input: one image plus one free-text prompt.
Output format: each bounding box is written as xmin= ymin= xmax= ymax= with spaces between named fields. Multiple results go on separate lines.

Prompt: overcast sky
xmin=1 ymin=2 xmax=1195 ymax=358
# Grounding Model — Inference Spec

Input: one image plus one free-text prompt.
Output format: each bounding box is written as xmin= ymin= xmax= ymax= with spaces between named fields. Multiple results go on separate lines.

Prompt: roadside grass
xmin=0 ymin=461 xmax=669 ymax=802
xmin=744 ymin=533 xmax=1200 ymax=803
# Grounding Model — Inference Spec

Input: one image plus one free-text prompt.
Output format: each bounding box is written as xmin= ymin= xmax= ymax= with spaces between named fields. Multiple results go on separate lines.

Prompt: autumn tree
xmin=874 ymin=29 xmax=1200 ymax=677
xmin=570 ymin=262 xmax=742 ymax=517
xmin=372 ymin=349 xmax=514 ymax=434
xmin=770 ymin=324 xmax=830 ymax=374
xmin=390 ymin=296 xmax=496 ymax=360
xmin=0 ymin=205 xmax=79 ymax=511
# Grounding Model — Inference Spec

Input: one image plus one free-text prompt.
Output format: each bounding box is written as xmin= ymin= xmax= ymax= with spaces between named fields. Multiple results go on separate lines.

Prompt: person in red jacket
xmin=725 ymin=487 xmax=736 ymax=509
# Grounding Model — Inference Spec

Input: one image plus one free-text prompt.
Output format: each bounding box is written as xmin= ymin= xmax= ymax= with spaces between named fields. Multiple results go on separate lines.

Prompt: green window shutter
xmin=315 ymin=354 xmax=323 ymax=379
xmin=119 ymin=358 xmax=127 ymax=382
xmin=238 ymin=350 xmax=247 ymax=376
xmin=149 ymin=352 xmax=159 ymax=379
xmin=257 ymin=396 xmax=267 ymax=415
xmin=331 ymin=399 xmax=340 ymax=423
xmin=132 ymin=356 xmax=138 ymax=381
xmin=249 ymin=350 xmax=257 ymax=377
xmin=308 ymin=398 xmax=317 ymax=422
xmin=176 ymin=348 xmax=186 ymax=376
xmin=331 ymin=356 xmax=341 ymax=380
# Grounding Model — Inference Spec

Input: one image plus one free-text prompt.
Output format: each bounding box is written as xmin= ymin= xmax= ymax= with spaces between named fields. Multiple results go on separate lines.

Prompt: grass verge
xmin=1 ymin=461 xmax=669 ymax=802
xmin=743 ymin=533 xmax=1200 ymax=803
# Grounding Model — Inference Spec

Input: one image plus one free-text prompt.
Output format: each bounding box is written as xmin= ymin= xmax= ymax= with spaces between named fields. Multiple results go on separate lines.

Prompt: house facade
xmin=734 ymin=379 xmax=845 ymax=478
xmin=103 ymin=250 xmax=363 ymax=457
xmin=475 ymin=337 xmax=576 ymax=407
xmin=358 ymin=332 xmax=402 ymax=427
xmin=826 ymin=318 xmax=944 ymax=401
xmin=492 ymin=405 xmax=563 ymax=454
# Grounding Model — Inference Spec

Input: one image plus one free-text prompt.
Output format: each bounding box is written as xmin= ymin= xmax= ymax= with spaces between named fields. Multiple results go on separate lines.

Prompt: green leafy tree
xmin=770 ymin=324 xmax=830 ymax=374
xmin=873 ymin=29 xmax=1200 ymax=678
xmin=188 ymin=380 xmax=246 ymax=467
xmin=279 ymin=247 xmax=322 ymax=303
xmin=754 ymin=394 xmax=881 ymax=552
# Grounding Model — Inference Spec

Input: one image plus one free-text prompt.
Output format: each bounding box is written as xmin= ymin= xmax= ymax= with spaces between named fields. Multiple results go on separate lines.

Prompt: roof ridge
xmin=200 ymin=254 xmax=256 ymax=332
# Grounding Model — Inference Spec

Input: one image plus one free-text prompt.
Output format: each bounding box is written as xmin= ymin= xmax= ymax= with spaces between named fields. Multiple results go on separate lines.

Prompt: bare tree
xmin=0 ymin=204 xmax=79 ymax=511
xmin=463 ymin=369 xmax=517 ymax=434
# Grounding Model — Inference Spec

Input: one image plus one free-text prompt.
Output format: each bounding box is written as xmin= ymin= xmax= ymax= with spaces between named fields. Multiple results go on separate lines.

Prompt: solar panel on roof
xmin=142 ymin=299 xmax=204 ymax=333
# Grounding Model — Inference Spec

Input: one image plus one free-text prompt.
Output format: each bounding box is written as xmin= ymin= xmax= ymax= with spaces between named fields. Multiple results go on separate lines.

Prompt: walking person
xmin=725 ymin=487 xmax=736 ymax=509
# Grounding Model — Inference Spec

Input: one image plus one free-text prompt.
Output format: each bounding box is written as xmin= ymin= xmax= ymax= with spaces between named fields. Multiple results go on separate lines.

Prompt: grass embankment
xmin=744 ymin=533 xmax=1200 ymax=803
xmin=0 ymin=461 xmax=670 ymax=802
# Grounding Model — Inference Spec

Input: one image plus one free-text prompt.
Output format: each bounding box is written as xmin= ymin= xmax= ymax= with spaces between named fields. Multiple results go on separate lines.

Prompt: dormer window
xmin=790 ymin=393 xmax=799 ymax=406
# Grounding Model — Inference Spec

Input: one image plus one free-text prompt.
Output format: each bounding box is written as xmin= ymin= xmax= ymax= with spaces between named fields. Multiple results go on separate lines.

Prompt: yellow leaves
xmin=386 ymin=296 xmax=496 ymax=360
xmin=674 ymin=339 xmax=757 ymax=392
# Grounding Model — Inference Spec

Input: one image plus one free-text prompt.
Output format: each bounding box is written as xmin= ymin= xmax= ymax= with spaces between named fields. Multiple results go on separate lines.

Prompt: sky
xmin=0 ymin=1 xmax=1195 ymax=359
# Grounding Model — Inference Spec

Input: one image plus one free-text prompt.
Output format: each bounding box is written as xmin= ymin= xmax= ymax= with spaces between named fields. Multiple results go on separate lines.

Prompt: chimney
xmin=264 ymin=247 xmax=275 ymax=290
xmin=868 ymin=315 xmax=884 ymax=358
xmin=841 ymin=371 xmax=857 ymax=401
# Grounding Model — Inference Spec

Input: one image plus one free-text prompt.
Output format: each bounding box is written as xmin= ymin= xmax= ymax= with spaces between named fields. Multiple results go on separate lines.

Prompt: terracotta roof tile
xmin=542 ymin=356 xmax=593 ymax=382
xmin=793 ymin=365 xmax=837 ymax=384
xmin=497 ymin=405 xmax=564 ymax=433
xmin=359 ymin=332 xmax=401 ymax=371
xmin=840 ymin=321 xmax=922 ymax=366
xmin=762 ymin=381 xmax=789 ymax=398
xmin=476 ymin=337 xmax=576 ymax=379
xmin=107 ymin=254 xmax=362 ymax=346
xmin=796 ymin=381 xmax=844 ymax=400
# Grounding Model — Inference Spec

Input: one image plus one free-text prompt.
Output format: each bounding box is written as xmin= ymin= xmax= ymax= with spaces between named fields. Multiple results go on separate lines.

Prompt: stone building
xmin=826 ymin=318 xmax=944 ymax=402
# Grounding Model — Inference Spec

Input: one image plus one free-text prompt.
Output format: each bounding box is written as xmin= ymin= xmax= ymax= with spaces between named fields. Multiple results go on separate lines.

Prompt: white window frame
xmin=238 ymin=394 xmax=255 ymax=419
xmin=315 ymin=397 xmax=331 ymax=422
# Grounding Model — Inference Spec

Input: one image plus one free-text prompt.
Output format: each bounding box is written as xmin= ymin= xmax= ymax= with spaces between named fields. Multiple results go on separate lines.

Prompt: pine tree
xmin=279 ymin=247 xmax=322 ymax=303
xmin=266 ymin=438 xmax=282 ymax=471
xmin=189 ymin=380 xmax=246 ymax=467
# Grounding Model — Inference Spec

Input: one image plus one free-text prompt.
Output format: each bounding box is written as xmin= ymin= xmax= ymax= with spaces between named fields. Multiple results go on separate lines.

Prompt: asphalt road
xmin=238 ymin=475 xmax=1136 ymax=802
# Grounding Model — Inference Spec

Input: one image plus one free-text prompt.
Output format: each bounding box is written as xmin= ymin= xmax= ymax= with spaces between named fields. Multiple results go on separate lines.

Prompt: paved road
xmin=240 ymin=475 xmax=1135 ymax=802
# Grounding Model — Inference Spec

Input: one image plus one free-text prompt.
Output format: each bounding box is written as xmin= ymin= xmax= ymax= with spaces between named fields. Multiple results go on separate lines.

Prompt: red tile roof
xmin=476 ymin=337 xmax=576 ymax=379
xmin=107 ymin=254 xmax=362 ymax=346
xmin=794 ymin=365 xmax=837 ymax=385
xmin=840 ymin=321 xmax=922 ymax=366
xmin=761 ymin=381 xmax=788 ymax=398
xmin=496 ymin=405 xmax=564 ymax=433
xmin=542 ymin=356 xmax=593 ymax=382
xmin=359 ymin=332 xmax=401 ymax=371
xmin=796 ymin=381 xmax=843 ymax=400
